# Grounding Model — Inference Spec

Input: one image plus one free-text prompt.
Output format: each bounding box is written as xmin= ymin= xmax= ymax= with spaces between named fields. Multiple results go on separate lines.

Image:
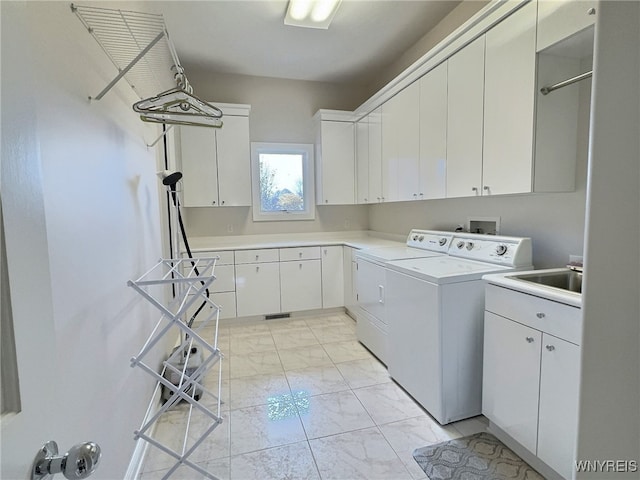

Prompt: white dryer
xmin=384 ymin=233 xmax=532 ymax=425
xmin=354 ymin=230 xmax=452 ymax=364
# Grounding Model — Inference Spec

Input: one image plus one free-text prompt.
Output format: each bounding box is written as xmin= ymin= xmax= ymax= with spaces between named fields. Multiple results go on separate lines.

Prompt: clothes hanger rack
xmin=540 ymin=70 xmax=593 ymax=95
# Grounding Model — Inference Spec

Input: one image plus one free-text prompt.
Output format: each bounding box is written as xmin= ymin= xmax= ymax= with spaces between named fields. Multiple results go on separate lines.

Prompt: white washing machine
xmin=354 ymin=230 xmax=453 ymax=364
xmin=384 ymin=233 xmax=532 ymax=425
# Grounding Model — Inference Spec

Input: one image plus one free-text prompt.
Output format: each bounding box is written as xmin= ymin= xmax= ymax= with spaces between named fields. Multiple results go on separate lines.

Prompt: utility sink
xmin=512 ymin=269 xmax=582 ymax=294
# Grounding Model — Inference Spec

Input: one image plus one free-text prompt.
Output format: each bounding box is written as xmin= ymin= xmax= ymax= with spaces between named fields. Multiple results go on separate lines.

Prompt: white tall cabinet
xmin=179 ymin=104 xmax=251 ymax=207
xmin=446 ymin=36 xmax=485 ymax=198
xmin=321 ymin=246 xmax=344 ymax=308
xmin=482 ymin=1 xmax=537 ymax=195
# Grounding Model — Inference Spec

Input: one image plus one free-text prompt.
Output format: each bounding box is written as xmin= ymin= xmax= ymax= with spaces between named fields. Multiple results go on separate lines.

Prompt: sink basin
xmin=512 ymin=270 xmax=582 ymax=294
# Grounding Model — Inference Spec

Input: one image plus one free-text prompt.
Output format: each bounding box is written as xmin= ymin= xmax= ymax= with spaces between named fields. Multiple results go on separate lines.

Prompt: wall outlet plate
xmin=467 ymin=216 xmax=501 ymax=235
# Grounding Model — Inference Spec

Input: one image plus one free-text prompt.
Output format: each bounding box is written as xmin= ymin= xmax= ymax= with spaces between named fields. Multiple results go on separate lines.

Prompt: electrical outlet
xmin=226 ymin=224 xmax=233 ymax=233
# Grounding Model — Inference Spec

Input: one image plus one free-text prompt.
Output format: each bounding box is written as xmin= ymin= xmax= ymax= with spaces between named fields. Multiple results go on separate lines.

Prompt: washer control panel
xmin=449 ymin=234 xmax=532 ymax=267
xmin=406 ymin=230 xmax=453 ymax=253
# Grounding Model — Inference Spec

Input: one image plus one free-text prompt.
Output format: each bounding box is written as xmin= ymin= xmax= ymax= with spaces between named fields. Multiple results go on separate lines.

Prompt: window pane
xmin=259 ymin=153 xmax=305 ymax=212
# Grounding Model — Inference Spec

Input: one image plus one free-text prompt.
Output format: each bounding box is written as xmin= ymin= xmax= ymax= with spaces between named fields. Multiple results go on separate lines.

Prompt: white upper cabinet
xmin=314 ymin=111 xmax=356 ymax=205
xmin=180 ymin=126 xmax=220 ymax=207
xmin=446 ymin=35 xmax=485 ymax=198
xmin=215 ymin=115 xmax=251 ymax=206
xmin=381 ymin=83 xmax=420 ymax=202
xmin=483 ymin=1 xmax=538 ymax=196
xmin=355 ymin=115 xmax=370 ymax=204
xmin=537 ymin=0 xmax=596 ymax=52
xmin=418 ymin=62 xmax=447 ymax=200
xmin=368 ymin=108 xmax=383 ymax=202
xmin=179 ymin=104 xmax=251 ymax=207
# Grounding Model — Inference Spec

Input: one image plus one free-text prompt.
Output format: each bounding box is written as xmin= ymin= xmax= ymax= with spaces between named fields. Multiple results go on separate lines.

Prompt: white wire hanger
xmin=133 ymin=68 xmax=223 ymax=128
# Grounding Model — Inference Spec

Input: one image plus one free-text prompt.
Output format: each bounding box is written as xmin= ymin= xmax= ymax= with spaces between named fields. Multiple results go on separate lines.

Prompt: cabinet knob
xmin=525 ymin=336 xmax=534 ymax=343
xmin=413 ymin=193 xmax=417 ymax=198
xmin=364 ymin=198 xmax=368 ymax=202
xmin=255 ymin=255 xmax=259 ymax=261
xmin=299 ymin=263 xmax=303 ymax=269
xmin=545 ymin=345 xmax=555 ymax=351
xmin=256 ymin=266 xmax=259 ymax=272
xmin=483 ymin=186 xmax=490 ymax=192
xmin=471 ymin=187 xmax=478 ymax=192
xmin=212 ymin=200 xmax=216 ymax=205
xmin=419 ymin=193 xmax=424 ymax=197
xmin=588 ymin=7 xmax=596 ymax=15
xmin=299 ymin=252 xmax=303 ymax=257
xmin=536 ymin=312 xmax=546 ymax=319
xmin=325 ymin=199 xmax=329 ymax=203
xmin=381 ymin=197 xmax=385 ymax=201
xmin=221 ymin=200 xmax=225 ymax=205
xmin=377 ymin=197 xmax=381 ymax=201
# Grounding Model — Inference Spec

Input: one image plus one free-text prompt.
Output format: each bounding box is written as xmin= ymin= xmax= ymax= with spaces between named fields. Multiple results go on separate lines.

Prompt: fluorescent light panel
xmin=285 ymin=0 xmax=342 ymax=29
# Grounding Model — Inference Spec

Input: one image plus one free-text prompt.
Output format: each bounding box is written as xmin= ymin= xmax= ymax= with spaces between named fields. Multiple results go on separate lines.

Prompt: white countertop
xmin=186 ymin=230 xmax=405 ymax=252
xmin=483 ymin=268 xmax=582 ymax=308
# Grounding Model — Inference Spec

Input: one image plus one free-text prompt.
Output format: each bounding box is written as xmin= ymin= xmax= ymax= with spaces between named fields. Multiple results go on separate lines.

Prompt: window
xmin=251 ymin=142 xmax=315 ymax=221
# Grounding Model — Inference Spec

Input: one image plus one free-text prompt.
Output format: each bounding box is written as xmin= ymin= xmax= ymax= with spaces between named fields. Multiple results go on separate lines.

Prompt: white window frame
xmin=250 ymin=142 xmax=315 ymax=221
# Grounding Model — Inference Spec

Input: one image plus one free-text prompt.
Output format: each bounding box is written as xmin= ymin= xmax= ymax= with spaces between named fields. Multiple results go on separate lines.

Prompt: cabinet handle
xmin=525 ymin=336 xmax=534 ymax=343
xmin=471 ymin=187 xmax=478 ymax=193
xmin=325 ymin=199 xmax=329 ymax=203
xmin=299 ymin=263 xmax=302 ymax=269
xmin=588 ymin=7 xmax=596 ymax=15
xmin=413 ymin=193 xmax=417 ymax=198
xmin=364 ymin=198 xmax=368 ymax=202
xmin=483 ymin=186 xmax=490 ymax=192
xmin=221 ymin=200 xmax=225 ymax=205
xmin=377 ymin=197 xmax=381 ymax=201
xmin=419 ymin=193 xmax=423 ymax=197
xmin=378 ymin=285 xmax=384 ymax=304
xmin=212 ymin=200 xmax=216 ymax=205
xmin=381 ymin=197 xmax=385 ymax=201
xmin=299 ymin=252 xmax=303 ymax=257
xmin=536 ymin=312 xmax=546 ymax=319
xmin=545 ymin=345 xmax=555 ymax=352
xmin=256 ymin=266 xmax=259 ymax=272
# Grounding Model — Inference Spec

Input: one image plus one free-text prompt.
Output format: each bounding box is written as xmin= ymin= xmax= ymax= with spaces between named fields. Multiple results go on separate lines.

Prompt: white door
xmin=280 ymin=260 xmax=322 ymax=312
xmin=355 ymin=259 xmax=386 ymax=322
xmin=235 ymin=262 xmax=281 ymax=317
xmin=180 ymin=125 xmax=219 ymax=207
xmin=321 ymin=246 xmax=344 ymax=309
xmin=216 ymin=115 xmax=251 ymax=206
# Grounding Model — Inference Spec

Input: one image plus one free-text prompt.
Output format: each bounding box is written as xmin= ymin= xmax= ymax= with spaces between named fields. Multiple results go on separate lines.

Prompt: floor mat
xmin=412 ymin=432 xmax=545 ymax=480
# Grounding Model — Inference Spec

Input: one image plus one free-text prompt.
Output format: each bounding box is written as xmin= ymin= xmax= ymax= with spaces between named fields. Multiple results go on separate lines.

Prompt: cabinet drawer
xmin=279 ymin=246 xmax=321 ymax=262
xmin=485 ymin=285 xmax=582 ymax=345
xmin=234 ymin=248 xmax=279 ymax=264
xmin=190 ymin=250 xmax=234 ymax=265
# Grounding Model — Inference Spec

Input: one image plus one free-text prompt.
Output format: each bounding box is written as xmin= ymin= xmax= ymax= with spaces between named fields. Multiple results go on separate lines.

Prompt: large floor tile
xmin=286 ymin=364 xmax=350 ymax=397
xmin=229 ymin=401 xmax=306 ymax=455
xmin=229 ymin=441 xmax=320 ymax=480
xmin=229 ymin=350 xmax=283 ymax=379
xmin=228 ymin=332 xmax=276 ymax=355
xmin=229 ymin=372 xmax=291 ymax=410
xmin=309 ymin=323 xmax=357 ymax=344
xmin=271 ymin=326 xmax=320 ymax=349
xmin=297 ymin=390 xmax=374 ymax=439
xmin=379 ymin=415 xmax=461 ymax=480
xmin=226 ymin=322 xmax=270 ymax=336
xmin=277 ymin=344 xmax=333 ymax=370
xmin=322 ymin=339 xmax=372 ymax=363
xmin=336 ymin=357 xmax=391 ymax=389
xmin=309 ymin=427 xmax=412 ymax=480
xmin=267 ymin=318 xmax=309 ymax=332
xmin=451 ymin=414 xmax=489 ymax=437
xmin=354 ymin=382 xmax=425 ymax=425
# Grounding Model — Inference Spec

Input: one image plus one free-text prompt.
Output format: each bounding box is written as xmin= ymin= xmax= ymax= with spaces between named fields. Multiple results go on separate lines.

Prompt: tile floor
xmin=139 ymin=312 xmax=488 ymax=480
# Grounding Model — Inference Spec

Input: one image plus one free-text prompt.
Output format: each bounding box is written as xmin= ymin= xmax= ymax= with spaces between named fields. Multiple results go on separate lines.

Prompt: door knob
xmin=32 ymin=441 xmax=101 ymax=480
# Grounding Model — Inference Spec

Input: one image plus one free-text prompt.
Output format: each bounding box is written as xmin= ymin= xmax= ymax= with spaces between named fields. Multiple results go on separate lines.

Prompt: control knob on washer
xmin=439 ymin=238 xmax=447 ymax=246
xmin=418 ymin=235 xmax=424 ymax=242
xmin=496 ymin=244 xmax=508 ymax=256
xmin=412 ymin=235 xmax=418 ymax=241
xmin=456 ymin=240 xmax=465 ymax=249
xmin=466 ymin=241 xmax=474 ymax=251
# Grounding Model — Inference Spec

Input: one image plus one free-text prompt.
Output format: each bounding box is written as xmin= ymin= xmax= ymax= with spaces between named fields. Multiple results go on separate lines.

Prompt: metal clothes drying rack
xmin=128 ymin=258 xmax=224 ymax=480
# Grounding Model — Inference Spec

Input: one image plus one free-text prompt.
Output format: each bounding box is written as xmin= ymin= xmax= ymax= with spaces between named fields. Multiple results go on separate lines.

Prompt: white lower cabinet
xmin=235 ymin=262 xmax=281 ymax=317
xmin=483 ymin=286 xmax=581 ymax=479
xmin=280 ymin=259 xmax=322 ymax=312
xmin=355 ymin=257 xmax=387 ymax=362
xmin=321 ymin=246 xmax=344 ymax=308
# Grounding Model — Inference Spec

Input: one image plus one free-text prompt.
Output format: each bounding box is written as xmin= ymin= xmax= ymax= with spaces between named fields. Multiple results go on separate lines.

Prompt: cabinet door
xmin=317 ymin=120 xmax=355 ymax=205
xmin=381 ymin=98 xmax=399 ymax=202
xmin=356 ymin=258 xmax=386 ymax=322
xmin=180 ymin=126 xmax=219 ymax=207
xmin=355 ymin=116 xmax=370 ymax=204
xmin=368 ymin=108 xmax=383 ymax=202
xmin=216 ymin=115 xmax=251 ymax=206
xmin=419 ymin=62 xmax=447 ymax=200
xmin=483 ymin=1 xmax=537 ymax=195
xmin=482 ymin=312 xmax=541 ymax=453
xmin=235 ymin=262 xmax=281 ymax=317
xmin=537 ymin=334 xmax=580 ymax=479
xmin=321 ymin=246 xmax=344 ymax=308
xmin=394 ymin=82 xmax=421 ymax=201
xmin=446 ymin=36 xmax=485 ymax=198
xmin=342 ymin=247 xmax=357 ymax=311
xmin=280 ymin=260 xmax=322 ymax=312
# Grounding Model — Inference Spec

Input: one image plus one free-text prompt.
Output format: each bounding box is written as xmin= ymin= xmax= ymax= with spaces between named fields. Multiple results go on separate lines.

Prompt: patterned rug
xmin=412 ymin=432 xmax=545 ymax=480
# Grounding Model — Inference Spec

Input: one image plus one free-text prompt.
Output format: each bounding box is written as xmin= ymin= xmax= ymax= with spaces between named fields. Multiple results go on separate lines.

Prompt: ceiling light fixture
xmin=285 ymin=0 xmax=342 ymax=29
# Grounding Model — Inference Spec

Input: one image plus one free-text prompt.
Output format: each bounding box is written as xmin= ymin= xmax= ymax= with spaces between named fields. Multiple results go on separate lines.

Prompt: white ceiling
xmin=147 ymin=1 xmax=463 ymax=85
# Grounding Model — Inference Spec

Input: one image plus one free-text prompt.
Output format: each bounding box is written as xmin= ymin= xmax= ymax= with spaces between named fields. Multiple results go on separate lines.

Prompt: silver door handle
xmin=32 ymin=441 xmax=101 ymax=480
xmin=525 ymin=336 xmax=534 ymax=343
xmin=378 ymin=285 xmax=385 ymax=304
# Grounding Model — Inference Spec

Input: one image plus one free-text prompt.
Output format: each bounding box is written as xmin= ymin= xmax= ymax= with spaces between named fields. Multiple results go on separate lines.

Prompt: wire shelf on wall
xmin=71 ymin=3 xmax=186 ymax=101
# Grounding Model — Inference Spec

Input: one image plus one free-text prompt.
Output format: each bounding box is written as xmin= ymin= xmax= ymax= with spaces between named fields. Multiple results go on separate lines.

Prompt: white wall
xmin=181 ymin=71 xmax=370 ymax=237
xmin=1 ymin=2 xmax=169 ymax=478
